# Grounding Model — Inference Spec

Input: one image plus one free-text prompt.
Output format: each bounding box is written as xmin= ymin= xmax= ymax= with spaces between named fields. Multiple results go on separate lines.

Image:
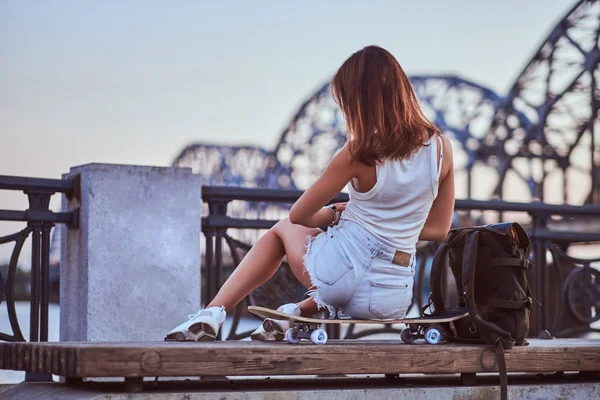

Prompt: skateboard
xmin=248 ymin=306 xmax=469 ymax=345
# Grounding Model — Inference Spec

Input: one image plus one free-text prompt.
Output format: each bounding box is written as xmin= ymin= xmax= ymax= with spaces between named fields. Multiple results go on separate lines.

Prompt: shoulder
xmin=331 ymin=142 xmax=361 ymax=170
xmin=437 ymin=134 xmax=454 ymax=180
xmin=439 ymin=135 xmax=453 ymax=158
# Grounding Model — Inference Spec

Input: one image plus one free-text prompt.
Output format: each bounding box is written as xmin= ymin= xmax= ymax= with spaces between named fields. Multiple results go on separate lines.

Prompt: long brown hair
xmin=331 ymin=45 xmax=439 ymax=165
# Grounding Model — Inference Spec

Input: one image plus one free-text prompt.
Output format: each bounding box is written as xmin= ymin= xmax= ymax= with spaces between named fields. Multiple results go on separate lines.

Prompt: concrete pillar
xmin=60 ymin=164 xmax=202 ymax=341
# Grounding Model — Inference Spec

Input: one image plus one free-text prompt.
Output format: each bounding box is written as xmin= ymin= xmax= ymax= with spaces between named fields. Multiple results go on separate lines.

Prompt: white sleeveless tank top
xmin=342 ymin=135 xmax=443 ymax=254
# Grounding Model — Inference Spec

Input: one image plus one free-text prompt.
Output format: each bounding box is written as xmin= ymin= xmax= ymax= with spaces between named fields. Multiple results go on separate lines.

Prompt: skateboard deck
xmin=248 ymin=306 xmax=468 ymax=325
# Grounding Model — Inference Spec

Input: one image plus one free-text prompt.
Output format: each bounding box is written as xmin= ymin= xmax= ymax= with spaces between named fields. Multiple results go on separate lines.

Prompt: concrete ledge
xmin=2 ymin=375 xmax=600 ymax=400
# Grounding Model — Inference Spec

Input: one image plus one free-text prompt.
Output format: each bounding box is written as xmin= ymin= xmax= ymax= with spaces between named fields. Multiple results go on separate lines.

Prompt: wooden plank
xmin=0 ymin=342 xmax=80 ymax=377
xmin=0 ymin=339 xmax=598 ymax=378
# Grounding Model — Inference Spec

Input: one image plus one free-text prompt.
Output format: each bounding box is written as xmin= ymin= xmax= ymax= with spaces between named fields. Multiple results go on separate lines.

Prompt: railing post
xmin=538 ymin=213 xmax=550 ymax=334
xmin=28 ymin=222 xmax=41 ymax=343
xmin=40 ymin=222 xmax=53 ymax=342
xmin=205 ymin=200 xmax=229 ymax=340
xmin=203 ymin=230 xmax=214 ymax=307
xmin=530 ymin=211 xmax=550 ymax=336
xmin=24 ymin=189 xmax=54 ymax=382
xmin=531 ymin=213 xmax=541 ymax=336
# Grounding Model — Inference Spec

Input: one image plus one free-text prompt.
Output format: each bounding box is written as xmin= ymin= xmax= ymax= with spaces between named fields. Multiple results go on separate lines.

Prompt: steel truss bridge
xmin=175 ymin=0 xmax=600 ymax=208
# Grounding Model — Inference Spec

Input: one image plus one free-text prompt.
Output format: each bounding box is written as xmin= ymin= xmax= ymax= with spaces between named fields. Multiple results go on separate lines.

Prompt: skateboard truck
xmin=286 ymin=323 xmax=328 ymax=345
xmin=401 ymin=323 xmax=447 ymax=345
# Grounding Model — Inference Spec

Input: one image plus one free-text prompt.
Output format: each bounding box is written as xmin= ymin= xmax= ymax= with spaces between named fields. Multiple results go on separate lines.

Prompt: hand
xmin=330 ymin=202 xmax=348 ymax=212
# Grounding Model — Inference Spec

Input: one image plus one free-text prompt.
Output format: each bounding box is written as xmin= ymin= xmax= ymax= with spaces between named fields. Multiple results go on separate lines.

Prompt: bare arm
xmin=289 ymin=144 xmax=357 ymax=228
xmin=419 ymin=135 xmax=455 ymax=241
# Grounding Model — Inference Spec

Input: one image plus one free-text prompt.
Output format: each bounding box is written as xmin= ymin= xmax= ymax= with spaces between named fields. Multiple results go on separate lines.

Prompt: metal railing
xmin=201 ymin=186 xmax=600 ymax=340
xmin=0 ymin=175 xmax=79 ymax=381
xmin=2 ymin=177 xmax=598 ymax=345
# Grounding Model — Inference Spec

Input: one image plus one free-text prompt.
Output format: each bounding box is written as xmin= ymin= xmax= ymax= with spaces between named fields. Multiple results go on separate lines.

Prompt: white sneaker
xmin=165 ymin=306 xmax=226 ymax=341
xmin=250 ymin=303 xmax=301 ymax=341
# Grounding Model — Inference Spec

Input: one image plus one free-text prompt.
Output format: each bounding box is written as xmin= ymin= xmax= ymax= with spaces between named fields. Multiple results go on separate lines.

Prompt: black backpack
xmin=427 ymin=222 xmax=534 ymax=400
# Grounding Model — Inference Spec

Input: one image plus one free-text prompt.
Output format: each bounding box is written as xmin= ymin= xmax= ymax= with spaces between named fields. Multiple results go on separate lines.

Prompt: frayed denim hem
xmin=302 ymin=234 xmax=338 ymax=319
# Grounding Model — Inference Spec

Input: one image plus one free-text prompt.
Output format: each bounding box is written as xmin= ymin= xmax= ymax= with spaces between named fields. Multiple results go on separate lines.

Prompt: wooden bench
xmin=1 ymin=339 xmax=599 ymax=390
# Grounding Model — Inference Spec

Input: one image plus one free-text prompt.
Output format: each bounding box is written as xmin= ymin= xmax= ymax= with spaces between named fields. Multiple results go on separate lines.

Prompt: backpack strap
xmin=429 ymin=229 xmax=468 ymax=313
xmin=496 ymin=339 xmax=508 ymax=400
xmin=490 ymin=257 xmax=531 ymax=269
xmin=429 ymin=240 xmax=450 ymax=313
xmin=489 ymin=298 xmax=531 ymax=309
xmin=462 ymin=230 xmax=516 ymax=348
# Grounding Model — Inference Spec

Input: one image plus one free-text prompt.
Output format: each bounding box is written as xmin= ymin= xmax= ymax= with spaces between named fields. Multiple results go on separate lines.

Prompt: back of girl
xmin=166 ymin=45 xmax=455 ymax=342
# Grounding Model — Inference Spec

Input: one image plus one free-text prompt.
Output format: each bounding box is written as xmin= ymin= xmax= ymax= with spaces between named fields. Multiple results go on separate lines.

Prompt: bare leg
xmin=296 ymin=297 xmax=319 ymax=317
xmin=207 ymin=218 xmax=321 ymax=314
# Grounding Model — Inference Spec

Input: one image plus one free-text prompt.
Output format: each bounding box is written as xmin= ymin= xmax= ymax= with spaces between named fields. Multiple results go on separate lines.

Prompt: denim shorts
xmin=303 ymin=219 xmax=416 ymax=320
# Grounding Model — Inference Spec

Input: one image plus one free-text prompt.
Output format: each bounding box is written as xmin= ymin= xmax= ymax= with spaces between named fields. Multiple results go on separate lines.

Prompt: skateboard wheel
xmin=310 ymin=329 xmax=328 ymax=345
xmin=401 ymin=328 xmax=416 ymax=344
xmin=286 ymin=328 xmax=301 ymax=344
xmin=424 ymin=327 xmax=442 ymax=344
